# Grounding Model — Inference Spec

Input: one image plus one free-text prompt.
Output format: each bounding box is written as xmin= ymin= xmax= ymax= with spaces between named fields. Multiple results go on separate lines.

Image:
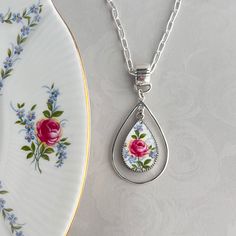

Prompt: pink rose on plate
xmin=129 ymin=139 xmax=149 ymax=158
xmin=36 ymin=118 xmax=61 ymax=146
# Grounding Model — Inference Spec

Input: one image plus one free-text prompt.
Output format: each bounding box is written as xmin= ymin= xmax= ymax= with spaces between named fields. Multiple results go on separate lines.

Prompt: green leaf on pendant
xmin=139 ymin=133 xmax=146 ymax=139
xmin=144 ymin=159 xmax=152 ymax=166
xmin=135 ymin=130 xmax=140 ymax=138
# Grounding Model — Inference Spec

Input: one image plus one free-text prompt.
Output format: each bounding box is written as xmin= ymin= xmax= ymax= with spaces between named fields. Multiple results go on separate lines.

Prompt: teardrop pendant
xmin=122 ymin=120 xmax=158 ymax=172
xmin=112 ymin=101 xmax=168 ymax=184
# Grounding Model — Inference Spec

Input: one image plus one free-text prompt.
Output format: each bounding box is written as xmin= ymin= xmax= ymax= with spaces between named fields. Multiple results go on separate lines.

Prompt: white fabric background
xmin=53 ymin=0 xmax=236 ymax=235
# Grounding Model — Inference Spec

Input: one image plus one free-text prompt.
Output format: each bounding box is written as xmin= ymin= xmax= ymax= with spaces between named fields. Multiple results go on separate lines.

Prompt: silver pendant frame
xmin=112 ymin=101 xmax=169 ymax=184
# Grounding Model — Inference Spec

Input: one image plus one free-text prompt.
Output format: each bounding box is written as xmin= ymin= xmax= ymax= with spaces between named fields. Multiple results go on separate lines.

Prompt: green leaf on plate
xmin=52 ymin=111 xmax=64 ymax=117
xmin=42 ymin=154 xmax=49 ymax=161
xmin=45 ymin=148 xmax=54 ymax=154
xmin=22 ymin=9 xmax=27 ymax=17
xmin=30 ymin=23 xmax=37 ymax=27
xmin=20 ymin=37 xmax=27 ymax=44
xmin=13 ymin=226 xmax=22 ymax=230
xmin=2 ymin=210 xmax=6 ymax=219
xmin=47 ymin=103 xmax=52 ymax=111
xmin=43 ymin=110 xmax=51 ymax=118
xmin=21 ymin=146 xmax=31 ymax=151
xmin=4 ymin=208 xmax=13 ymax=212
xmin=40 ymin=144 xmax=45 ymax=153
xmin=60 ymin=138 xmax=67 ymax=142
xmin=31 ymin=104 xmax=37 ymax=111
xmin=5 ymin=69 xmax=13 ymax=75
xmin=1 ymin=69 xmax=4 ymax=77
xmin=0 ymin=191 xmax=8 ymax=194
xmin=31 ymin=142 xmax=36 ymax=152
xmin=17 ymin=34 xmax=21 ymax=45
xmin=7 ymin=48 xmax=11 ymax=57
xmin=27 ymin=152 xmax=33 ymax=159
xmin=19 ymin=103 xmax=25 ymax=108
xmin=64 ymin=142 xmax=71 ymax=146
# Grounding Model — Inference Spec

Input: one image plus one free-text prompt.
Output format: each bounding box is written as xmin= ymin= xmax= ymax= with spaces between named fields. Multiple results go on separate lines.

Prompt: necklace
xmin=107 ymin=0 xmax=182 ymax=184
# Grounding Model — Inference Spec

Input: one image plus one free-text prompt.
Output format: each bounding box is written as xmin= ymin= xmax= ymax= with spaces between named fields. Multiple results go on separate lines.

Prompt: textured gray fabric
xmin=54 ymin=0 xmax=236 ymax=235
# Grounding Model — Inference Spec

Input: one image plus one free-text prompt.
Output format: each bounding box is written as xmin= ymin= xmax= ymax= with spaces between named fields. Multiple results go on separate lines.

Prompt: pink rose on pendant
xmin=129 ymin=139 xmax=149 ymax=158
xmin=36 ymin=119 xmax=61 ymax=146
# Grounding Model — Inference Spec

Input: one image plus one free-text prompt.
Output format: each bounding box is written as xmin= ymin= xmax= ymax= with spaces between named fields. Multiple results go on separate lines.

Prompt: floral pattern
xmin=0 ymin=1 xmax=43 ymax=92
xmin=0 ymin=2 xmax=43 ymax=234
xmin=0 ymin=181 xmax=24 ymax=235
xmin=12 ymin=84 xmax=71 ymax=173
xmin=122 ymin=121 xmax=158 ymax=172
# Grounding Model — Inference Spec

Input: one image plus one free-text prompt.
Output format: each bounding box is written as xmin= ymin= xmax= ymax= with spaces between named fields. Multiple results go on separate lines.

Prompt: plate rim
xmin=0 ymin=0 xmax=91 ymax=234
xmin=49 ymin=1 xmax=91 ymax=235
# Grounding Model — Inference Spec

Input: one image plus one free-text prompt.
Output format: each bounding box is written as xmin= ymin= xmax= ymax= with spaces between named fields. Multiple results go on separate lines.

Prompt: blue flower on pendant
xmin=149 ymin=150 xmax=158 ymax=159
xmin=133 ymin=122 xmax=143 ymax=132
xmin=122 ymin=121 xmax=158 ymax=172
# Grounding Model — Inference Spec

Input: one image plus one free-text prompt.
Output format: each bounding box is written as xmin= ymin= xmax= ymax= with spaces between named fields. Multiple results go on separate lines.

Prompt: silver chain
xmin=106 ymin=0 xmax=182 ymax=76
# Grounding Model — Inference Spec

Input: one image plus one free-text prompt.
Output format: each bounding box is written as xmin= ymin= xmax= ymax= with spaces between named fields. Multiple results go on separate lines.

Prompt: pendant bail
xmin=134 ymin=65 xmax=152 ymax=93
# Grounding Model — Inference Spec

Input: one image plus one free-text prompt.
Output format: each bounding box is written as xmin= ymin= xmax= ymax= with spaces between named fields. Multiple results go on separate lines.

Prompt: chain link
xmin=106 ymin=0 xmax=182 ymax=76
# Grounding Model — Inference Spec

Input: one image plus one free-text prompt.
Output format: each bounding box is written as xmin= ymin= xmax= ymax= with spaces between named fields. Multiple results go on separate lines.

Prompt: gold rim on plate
xmin=49 ymin=1 xmax=91 ymax=235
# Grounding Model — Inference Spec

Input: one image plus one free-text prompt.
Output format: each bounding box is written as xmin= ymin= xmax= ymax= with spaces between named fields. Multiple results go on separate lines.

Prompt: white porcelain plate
xmin=0 ymin=0 xmax=90 ymax=235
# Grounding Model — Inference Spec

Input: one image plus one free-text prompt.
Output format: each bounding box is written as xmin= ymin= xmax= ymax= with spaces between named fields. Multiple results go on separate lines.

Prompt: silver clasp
xmin=134 ymin=65 xmax=152 ymax=93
